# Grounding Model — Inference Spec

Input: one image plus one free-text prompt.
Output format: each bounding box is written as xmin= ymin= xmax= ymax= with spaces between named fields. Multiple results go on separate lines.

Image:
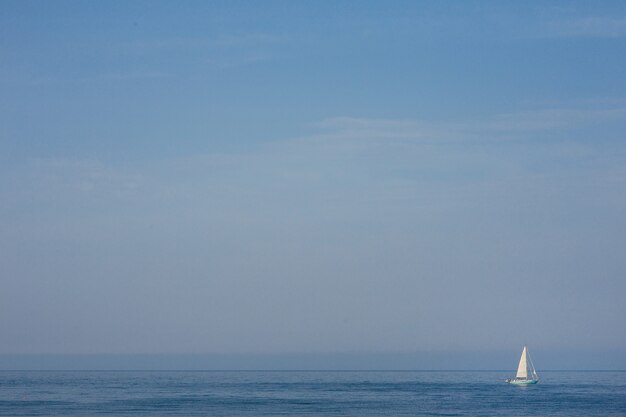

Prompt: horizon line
xmin=2 ymin=369 xmax=625 ymax=372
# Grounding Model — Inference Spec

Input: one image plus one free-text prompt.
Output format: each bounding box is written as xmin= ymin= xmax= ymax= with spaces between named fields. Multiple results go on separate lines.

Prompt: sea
xmin=1 ymin=371 xmax=625 ymax=416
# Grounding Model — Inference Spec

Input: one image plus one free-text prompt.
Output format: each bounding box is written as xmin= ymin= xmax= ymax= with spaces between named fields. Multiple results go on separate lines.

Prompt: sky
xmin=1 ymin=1 xmax=626 ymax=369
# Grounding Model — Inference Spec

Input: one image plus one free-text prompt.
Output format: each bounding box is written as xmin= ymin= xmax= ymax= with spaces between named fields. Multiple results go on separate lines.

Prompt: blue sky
xmin=1 ymin=1 xmax=626 ymax=368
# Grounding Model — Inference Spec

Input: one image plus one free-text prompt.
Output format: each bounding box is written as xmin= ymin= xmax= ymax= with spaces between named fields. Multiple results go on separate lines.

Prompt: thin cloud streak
xmin=117 ymin=33 xmax=287 ymax=52
xmin=463 ymin=107 xmax=626 ymax=132
xmin=315 ymin=105 xmax=626 ymax=144
xmin=544 ymin=16 xmax=626 ymax=38
xmin=7 ymin=103 xmax=624 ymax=198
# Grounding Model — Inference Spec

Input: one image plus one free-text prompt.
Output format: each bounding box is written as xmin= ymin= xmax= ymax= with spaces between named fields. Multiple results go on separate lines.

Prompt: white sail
xmin=515 ymin=346 xmax=528 ymax=379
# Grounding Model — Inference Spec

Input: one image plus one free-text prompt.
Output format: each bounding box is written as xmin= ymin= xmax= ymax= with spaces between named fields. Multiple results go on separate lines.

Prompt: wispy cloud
xmin=118 ymin=33 xmax=286 ymax=69
xmin=5 ymin=159 xmax=143 ymax=200
xmin=313 ymin=105 xmax=626 ymax=145
xmin=546 ymin=16 xmax=626 ymax=38
xmin=92 ymin=70 xmax=172 ymax=82
xmin=314 ymin=117 xmax=445 ymax=141
xmin=205 ymin=51 xmax=273 ymax=69
xmin=7 ymin=32 xmax=285 ymax=85
xmin=1 ymin=69 xmax=172 ymax=86
xmin=210 ymin=33 xmax=287 ymax=48
xmin=463 ymin=107 xmax=626 ymax=133
xmin=118 ymin=33 xmax=286 ymax=52
xmin=5 ymin=104 xmax=621 ymax=212
xmin=5 ymin=103 xmax=626 ymax=221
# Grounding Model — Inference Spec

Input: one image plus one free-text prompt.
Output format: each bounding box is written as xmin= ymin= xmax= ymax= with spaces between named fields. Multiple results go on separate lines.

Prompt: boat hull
xmin=507 ymin=379 xmax=538 ymax=385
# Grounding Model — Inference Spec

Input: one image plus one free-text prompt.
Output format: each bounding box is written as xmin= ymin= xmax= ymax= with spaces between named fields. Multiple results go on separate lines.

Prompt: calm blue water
xmin=1 ymin=371 xmax=625 ymax=416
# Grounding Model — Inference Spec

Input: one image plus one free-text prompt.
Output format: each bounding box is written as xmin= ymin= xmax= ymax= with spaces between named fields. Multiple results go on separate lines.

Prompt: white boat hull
xmin=506 ymin=378 xmax=538 ymax=385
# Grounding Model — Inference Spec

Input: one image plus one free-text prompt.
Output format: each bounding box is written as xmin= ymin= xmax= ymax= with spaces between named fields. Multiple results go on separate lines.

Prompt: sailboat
xmin=506 ymin=346 xmax=539 ymax=385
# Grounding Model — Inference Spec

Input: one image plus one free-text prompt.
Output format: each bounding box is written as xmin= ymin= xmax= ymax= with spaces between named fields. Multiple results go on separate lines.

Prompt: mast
xmin=527 ymin=348 xmax=538 ymax=380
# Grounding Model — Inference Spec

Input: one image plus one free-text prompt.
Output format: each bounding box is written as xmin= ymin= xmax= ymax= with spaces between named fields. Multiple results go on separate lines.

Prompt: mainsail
xmin=516 ymin=346 xmax=528 ymax=379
